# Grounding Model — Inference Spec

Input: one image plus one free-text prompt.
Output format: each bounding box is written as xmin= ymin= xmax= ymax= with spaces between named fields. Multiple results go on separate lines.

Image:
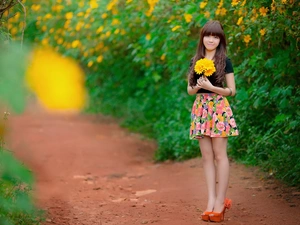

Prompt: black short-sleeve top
xmin=190 ymin=57 xmax=234 ymax=93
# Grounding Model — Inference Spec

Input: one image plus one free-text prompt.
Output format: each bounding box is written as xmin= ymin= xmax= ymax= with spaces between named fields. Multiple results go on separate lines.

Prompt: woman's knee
xmin=213 ymin=151 xmax=228 ymax=163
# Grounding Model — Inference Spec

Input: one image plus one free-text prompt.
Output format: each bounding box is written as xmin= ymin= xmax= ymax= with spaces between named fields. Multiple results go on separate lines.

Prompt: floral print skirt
xmin=190 ymin=93 xmax=239 ymax=140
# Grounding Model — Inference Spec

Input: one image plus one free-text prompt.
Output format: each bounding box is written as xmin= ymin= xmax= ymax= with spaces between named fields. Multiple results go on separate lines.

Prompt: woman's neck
xmin=205 ymin=50 xmax=216 ymax=60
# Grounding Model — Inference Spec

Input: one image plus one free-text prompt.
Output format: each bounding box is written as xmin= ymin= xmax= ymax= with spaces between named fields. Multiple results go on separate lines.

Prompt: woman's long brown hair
xmin=188 ymin=20 xmax=227 ymax=86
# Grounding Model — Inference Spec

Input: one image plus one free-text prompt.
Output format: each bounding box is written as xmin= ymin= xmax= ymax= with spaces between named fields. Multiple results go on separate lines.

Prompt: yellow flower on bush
xmin=171 ymin=25 xmax=181 ymax=32
xmin=88 ymin=61 xmax=94 ymax=67
xmin=194 ymin=58 xmax=216 ymax=77
xmin=97 ymin=55 xmax=103 ymax=63
xmin=102 ymin=13 xmax=108 ymax=19
xmin=200 ymin=1 xmax=207 ymax=9
xmin=231 ymin=0 xmax=240 ymax=6
xmin=72 ymin=40 xmax=81 ymax=48
xmin=259 ymin=7 xmax=269 ymax=16
xmin=220 ymin=8 xmax=227 ymax=16
xmin=44 ymin=13 xmax=52 ymax=19
xmin=26 ymin=48 xmax=87 ymax=111
xmin=204 ymin=11 xmax=210 ymax=18
xmin=90 ymin=0 xmax=98 ymax=9
xmin=112 ymin=19 xmax=120 ymax=25
xmin=184 ymin=14 xmax=192 ymax=23
xmin=237 ymin=17 xmax=243 ymax=25
xmin=31 ymin=4 xmax=41 ymax=11
xmin=146 ymin=33 xmax=151 ymax=40
xmin=243 ymin=34 xmax=251 ymax=44
xmin=259 ymin=28 xmax=266 ymax=36
xmin=65 ymin=12 xmax=73 ymax=20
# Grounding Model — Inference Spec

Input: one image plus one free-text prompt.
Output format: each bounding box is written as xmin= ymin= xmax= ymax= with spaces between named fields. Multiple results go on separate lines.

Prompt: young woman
xmin=187 ymin=20 xmax=239 ymax=222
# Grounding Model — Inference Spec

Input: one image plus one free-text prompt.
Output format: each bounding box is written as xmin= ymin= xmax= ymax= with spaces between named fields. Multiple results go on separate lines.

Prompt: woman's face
xmin=203 ymin=35 xmax=220 ymax=52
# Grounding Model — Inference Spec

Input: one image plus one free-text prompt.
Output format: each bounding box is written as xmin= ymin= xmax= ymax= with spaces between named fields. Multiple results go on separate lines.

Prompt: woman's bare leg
xmin=199 ymin=136 xmax=216 ymax=212
xmin=211 ymin=137 xmax=229 ymax=212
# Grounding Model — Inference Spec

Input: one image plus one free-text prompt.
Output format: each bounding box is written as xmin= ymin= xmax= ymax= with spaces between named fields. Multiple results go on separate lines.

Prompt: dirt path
xmin=7 ymin=106 xmax=300 ymax=225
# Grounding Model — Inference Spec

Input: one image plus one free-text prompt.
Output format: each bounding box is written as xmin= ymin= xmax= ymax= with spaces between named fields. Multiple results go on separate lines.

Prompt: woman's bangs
xmin=202 ymin=22 xmax=224 ymax=38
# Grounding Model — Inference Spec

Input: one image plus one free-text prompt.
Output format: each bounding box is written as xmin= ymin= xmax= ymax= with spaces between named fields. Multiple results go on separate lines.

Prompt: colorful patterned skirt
xmin=190 ymin=93 xmax=239 ymax=140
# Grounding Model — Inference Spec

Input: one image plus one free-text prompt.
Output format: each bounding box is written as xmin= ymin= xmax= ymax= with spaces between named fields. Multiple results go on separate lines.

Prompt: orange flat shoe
xmin=209 ymin=198 xmax=232 ymax=222
xmin=201 ymin=211 xmax=212 ymax=221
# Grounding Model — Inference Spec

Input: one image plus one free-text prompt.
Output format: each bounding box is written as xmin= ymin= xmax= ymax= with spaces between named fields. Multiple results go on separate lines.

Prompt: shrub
xmin=14 ymin=0 xmax=300 ymax=186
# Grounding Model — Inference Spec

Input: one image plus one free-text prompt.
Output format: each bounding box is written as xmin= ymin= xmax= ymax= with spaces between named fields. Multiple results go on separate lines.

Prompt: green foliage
xmin=0 ymin=42 xmax=44 ymax=224
xmin=0 ymin=43 xmax=28 ymax=113
xmin=0 ymin=148 xmax=45 ymax=225
xmin=21 ymin=0 xmax=300 ymax=186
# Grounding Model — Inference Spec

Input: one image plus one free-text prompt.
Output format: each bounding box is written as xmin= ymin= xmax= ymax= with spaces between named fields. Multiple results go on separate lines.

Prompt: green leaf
xmin=0 ymin=149 xmax=34 ymax=185
xmin=0 ymin=43 xmax=29 ymax=113
xmin=236 ymin=88 xmax=248 ymax=101
xmin=274 ymin=114 xmax=287 ymax=123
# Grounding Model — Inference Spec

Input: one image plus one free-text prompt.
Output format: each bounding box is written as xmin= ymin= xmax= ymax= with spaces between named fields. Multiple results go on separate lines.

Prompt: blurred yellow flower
xmin=87 ymin=61 xmax=94 ymax=67
xmin=96 ymin=26 xmax=104 ymax=34
xmin=65 ymin=12 xmax=73 ymax=20
xmin=126 ymin=0 xmax=133 ymax=3
xmin=259 ymin=28 xmax=266 ymax=36
xmin=26 ymin=48 xmax=87 ymax=111
xmin=204 ymin=11 xmax=210 ymax=18
xmin=76 ymin=21 xmax=84 ymax=31
xmin=200 ymin=1 xmax=207 ymax=9
xmin=121 ymin=29 xmax=126 ymax=35
xmin=72 ymin=40 xmax=81 ymax=48
xmin=102 ymin=13 xmax=108 ymax=19
xmin=97 ymin=55 xmax=103 ymax=63
xmin=259 ymin=7 xmax=269 ymax=16
xmin=42 ymin=25 xmax=47 ymax=32
xmin=160 ymin=53 xmax=166 ymax=61
xmin=10 ymin=27 xmax=18 ymax=36
xmin=85 ymin=23 xmax=91 ymax=29
xmin=78 ymin=1 xmax=85 ymax=7
xmin=184 ymin=14 xmax=193 ymax=23
xmin=112 ymin=19 xmax=120 ymax=25
xmin=31 ymin=4 xmax=41 ymax=11
xmin=90 ymin=0 xmax=98 ymax=9
xmin=52 ymin=5 xmax=64 ymax=12
xmin=243 ymin=35 xmax=251 ymax=44
xmin=107 ymin=0 xmax=118 ymax=11
xmin=146 ymin=33 xmax=151 ymax=40
xmin=237 ymin=17 xmax=243 ymax=25
xmin=77 ymin=12 xmax=84 ymax=17
xmin=271 ymin=2 xmax=276 ymax=11
xmin=218 ymin=0 xmax=224 ymax=8
xmin=231 ymin=0 xmax=240 ymax=6
xmin=281 ymin=0 xmax=287 ymax=3
xmin=41 ymin=38 xmax=49 ymax=46
xmin=220 ymin=8 xmax=227 ymax=16
xmin=44 ymin=13 xmax=52 ymax=19
xmin=171 ymin=25 xmax=181 ymax=32
xmin=105 ymin=31 xmax=111 ymax=37
xmin=57 ymin=38 xmax=64 ymax=44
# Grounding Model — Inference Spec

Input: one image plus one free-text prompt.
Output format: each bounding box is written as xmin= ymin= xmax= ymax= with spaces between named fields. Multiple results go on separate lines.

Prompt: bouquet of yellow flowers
xmin=194 ymin=58 xmax=216 ymax=77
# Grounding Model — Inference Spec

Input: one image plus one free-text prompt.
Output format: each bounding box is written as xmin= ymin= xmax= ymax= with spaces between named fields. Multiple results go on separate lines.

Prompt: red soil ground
xmin=7 ymin=105 xmax=300 ymax=225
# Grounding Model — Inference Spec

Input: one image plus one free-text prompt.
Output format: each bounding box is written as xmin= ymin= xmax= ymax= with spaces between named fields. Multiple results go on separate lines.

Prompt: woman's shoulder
xmin=225 ymin=56 xmax=234 ymax=73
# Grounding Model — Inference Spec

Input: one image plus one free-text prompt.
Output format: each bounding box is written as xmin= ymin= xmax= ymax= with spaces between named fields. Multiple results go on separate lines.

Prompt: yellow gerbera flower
xmin=194 ymin=58 xmax=216 ymax=77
